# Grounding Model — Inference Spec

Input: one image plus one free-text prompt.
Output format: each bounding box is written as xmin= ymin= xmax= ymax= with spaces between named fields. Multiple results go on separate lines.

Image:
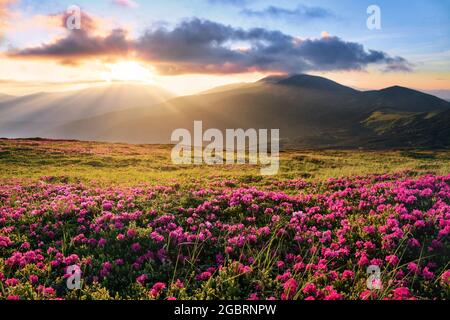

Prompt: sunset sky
xmin=0 ymin=0 xmax=449 ymax=97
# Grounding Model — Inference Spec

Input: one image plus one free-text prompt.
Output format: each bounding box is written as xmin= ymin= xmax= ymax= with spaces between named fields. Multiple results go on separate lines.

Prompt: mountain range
xmin=0 ymin=83 xmax=174 ymax=138
xmin=1 ymin=75 xmax=449 ymax=148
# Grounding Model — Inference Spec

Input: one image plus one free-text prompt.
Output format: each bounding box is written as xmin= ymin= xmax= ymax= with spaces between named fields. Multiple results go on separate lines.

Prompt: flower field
xmin=0 ymin=140 xmax=449 ymax=300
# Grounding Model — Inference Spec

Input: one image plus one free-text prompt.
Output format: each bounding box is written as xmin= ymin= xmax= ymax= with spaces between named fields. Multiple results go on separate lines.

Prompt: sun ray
xmin=103 ymin=61 xmax=156 ymax=84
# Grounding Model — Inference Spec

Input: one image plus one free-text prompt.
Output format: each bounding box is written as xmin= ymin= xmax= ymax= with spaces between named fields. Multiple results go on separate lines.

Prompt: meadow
xmin=1 ymin=138 xmax=450 ymax=186
xmin=0 ymin=139 xmax=449 ymax=300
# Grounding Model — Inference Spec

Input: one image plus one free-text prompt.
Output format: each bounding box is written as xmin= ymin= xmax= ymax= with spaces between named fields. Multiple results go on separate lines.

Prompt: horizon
xmin=1 ymin=75 xmax=449 ymax=101
xmin=0 ymin=0 xmax=449 ymax=97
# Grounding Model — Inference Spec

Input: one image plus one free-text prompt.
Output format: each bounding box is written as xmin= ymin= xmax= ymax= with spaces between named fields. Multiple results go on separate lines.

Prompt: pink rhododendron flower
xmin=281 ymin=278 xmax=298 ymax=300
xmin=441 ymin=270 xmax=450 ymax=285
xmin=131 ymin=242 xmax=141 ymax=252
xmin=126 ymin=229 xmax=136 ymax=238
xmin=0 ymin=172 xmax=448 ymax=300
xmin=385 ymin=255 xmax=399 ymax=266
xmin=407 ymin=262 xmax=420 ymax=274
xmin=342 ymin=270 xmax=354 ymax=280
xmin=150 ymin=282 xmax=166 ymax=298
xmin=392 ymin=287 xmax=411 ymax=300
xmin=302 ymin=283 xmax=317 ymax=296
xmin=136 ymin=274 xmax=148 ymax=285
xmin=29 ymin=274 xmax=39 ymax=284
xmin=422 ymin=267 xmax=435 ymax=280
xmin=5 ymin=278 xmax=19 ymax=287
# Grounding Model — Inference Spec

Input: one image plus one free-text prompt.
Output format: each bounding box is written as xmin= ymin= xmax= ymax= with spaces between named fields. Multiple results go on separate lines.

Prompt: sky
xmin=0 ymin=0 xmax=449 ymax=97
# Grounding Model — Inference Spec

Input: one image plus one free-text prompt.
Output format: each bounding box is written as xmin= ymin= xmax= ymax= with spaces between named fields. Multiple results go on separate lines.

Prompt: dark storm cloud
xmin=13 ymin=28 xmax=129 ymax=64
xmin=134 ymin=19 xmax=412 ymax=74
xmin=241 ymin=4 xmax=334 ymax=21
xmin=9 ymin=10 xmax=130 ymax=64
xmin=290 ymin=37 xmax=411 ymax=72
xmin=9 ymin=18 xmax=412 ymax=74
xmin=133 ymin=19 xmax=295 ymax=73
xmin=382 ymin=59 xmax=415 ymax=72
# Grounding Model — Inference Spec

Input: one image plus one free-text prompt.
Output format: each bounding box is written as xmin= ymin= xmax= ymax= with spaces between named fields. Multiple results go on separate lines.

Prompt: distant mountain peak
xmin=260 ymin=74 xmax=357 ymax=93
xmin=258 ymin=75 xmax=289 ymax=84
xmin=364 ymin=84 xmax=450 ymax=113
xmin=380 ymin=85 xmax=417 ymax=93
xmin=259 ymin=74 xmax=320 ymax=84
xmin=377 ymin=85 xmax=450 ymax=102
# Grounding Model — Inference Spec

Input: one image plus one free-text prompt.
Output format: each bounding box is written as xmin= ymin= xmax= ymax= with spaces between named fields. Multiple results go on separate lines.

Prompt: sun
xmin=104 ymin=61 xmax=156 ymax=83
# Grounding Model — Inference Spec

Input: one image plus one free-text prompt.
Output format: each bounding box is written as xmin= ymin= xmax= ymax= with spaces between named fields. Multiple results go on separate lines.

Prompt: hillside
xmin=0 ymin=94 xmax=14 ymax=102
xmin=43 ymin=75 xmax=450 ymax=148
xmin=0 ymin=83 xmax=174 ymax=138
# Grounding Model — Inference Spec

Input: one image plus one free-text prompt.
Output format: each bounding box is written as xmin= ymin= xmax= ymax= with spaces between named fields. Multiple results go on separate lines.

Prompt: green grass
xmin=362 ymin=111 xmax=420 ymax=134
xmin=0 ymin=138 xmax=449 ymax=186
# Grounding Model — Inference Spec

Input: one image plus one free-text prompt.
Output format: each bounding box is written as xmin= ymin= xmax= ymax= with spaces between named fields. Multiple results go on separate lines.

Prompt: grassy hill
xmin=1 ymin=138 xmax=449 ymax=185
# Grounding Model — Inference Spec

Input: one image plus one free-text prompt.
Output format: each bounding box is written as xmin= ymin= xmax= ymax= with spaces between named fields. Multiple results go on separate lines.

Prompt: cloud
xmin=0 ymin=0 xmax=15 ymax=19
xmin=9 ymin=18 xmax=412 ymax=74
xmin=241 ymin=4 xmax=334 ymax=21
xmin=8 ymin=10 xmax=127 ymax=64
xmin=58 ymin=9 xmax=112 ymax=35
xmin=0 ymin=4 xmax=114 ymax=46
xmin=287 ymin=37 xmax=412 ymax=72
xmin=111 ymin=0 xmax=139 ymax=8
xmin=0 ymin=0 xmax=17 ymax=42
xmin=207 ymin=0 xmax=250 ymax=7
xmin=5 ymin=8 xmax=114 ymax=37
xmin=136 ymin=19 xmax=413 ymax=74
xmin=12 ymin=28 xmax=129 ymax=65
xmin=383 ymin=59 xmax=414 ymax=73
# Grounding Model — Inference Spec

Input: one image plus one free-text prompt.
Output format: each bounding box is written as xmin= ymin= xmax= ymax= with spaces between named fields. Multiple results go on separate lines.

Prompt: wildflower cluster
xmin=0 ymin=173 xmax=449 ymax=300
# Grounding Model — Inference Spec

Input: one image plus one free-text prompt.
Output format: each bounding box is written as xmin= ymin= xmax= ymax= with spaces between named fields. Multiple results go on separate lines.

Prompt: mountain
xmin=361 ymin=109 xmax=450 ymax=148
xmin=0 ymin=94 xmax=14 ymax=102
xmin=42 ymin=74 xmax=450 ymax=148
xmin=274 ymin=74 xmax=358 ymax=93
xmin=362 ymin=86 xmax=449 ymax=113
xmin=200 ymin=83 xmax=255 ymax=95
xmin=0 ymin=83 xmax=174 ymax=138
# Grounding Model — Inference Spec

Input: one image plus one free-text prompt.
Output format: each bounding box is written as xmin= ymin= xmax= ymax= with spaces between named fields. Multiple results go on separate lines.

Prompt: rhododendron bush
xmin=1 ymin=172 xmax=449 ymax=300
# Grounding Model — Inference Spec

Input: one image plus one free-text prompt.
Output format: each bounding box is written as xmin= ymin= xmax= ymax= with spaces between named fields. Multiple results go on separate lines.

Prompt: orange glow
xmin=103 ymin=61 xmax=156 ymax=83
xmin=312 ymin=70 xmax=450 ymax=91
